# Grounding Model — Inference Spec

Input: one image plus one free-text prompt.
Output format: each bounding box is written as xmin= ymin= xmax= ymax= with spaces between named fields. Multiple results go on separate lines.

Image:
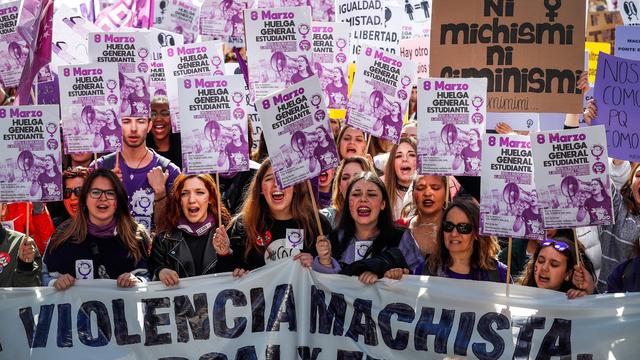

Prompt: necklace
xmin=397 ymin=183 xmax=410 ymax=193
xmin=123 ymin=150 xmax=150 ymax=180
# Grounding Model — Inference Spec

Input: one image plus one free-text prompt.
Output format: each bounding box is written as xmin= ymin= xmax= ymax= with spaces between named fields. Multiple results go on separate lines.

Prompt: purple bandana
xmin=87 ymin=218 xmax=118 ymax=238
xmin=177 ymin=213 xmax=215 ymax=236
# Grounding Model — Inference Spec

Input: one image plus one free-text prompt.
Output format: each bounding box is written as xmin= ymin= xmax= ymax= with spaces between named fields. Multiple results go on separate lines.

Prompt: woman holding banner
xmin=313 ymin=172 xmax=409 ymax=284
xmin=227 ymin=159 xmax=331 ymax=271
xmin=382 ymin=138 xmax=417 ymax=220
xmin=421 ymin=197 xmax=509 ymax=282
xmin=43 ymin=169 xmax=149 ymax=289
xmin=519 ymin=237 xmax=596 ymax=299
xmin=149 ymin=174 xmax=238 ymax=286
xmin=320 ymin=156 xmax=374 ymax=228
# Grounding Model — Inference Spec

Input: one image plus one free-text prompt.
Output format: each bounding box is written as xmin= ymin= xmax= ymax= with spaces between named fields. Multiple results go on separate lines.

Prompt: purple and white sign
xmin=244 ymin=6 xmax=313 ymax=102
xmin=480 ymin=134 xmax=543 ymax=240
xmin=200 ymin=0 xmax=253 ymax=46
xmin=58 ymin=63 xmax=122 ymax=154
xmin=0 ymin=105 xmax=62 ymax=202
xmin=593 ymin=52 xmax=640 ymax=161
xmin=0 ymin=1 xmax=26 ymax=88
xmin=153 ymin=0 xmax=203 ymax=44
xmin=312 ymin=21 xmax=349 ymax=110
xmin=256 ymin=75 xmax=339 ymax=188
xmin=52 ymin=4 xmax=99 ymax=69
xmin=614 ymin=26 xmax=640 ymax=61
xmin=486 ymin=112 xmax=540 ymax=132
xmin=416 ymin=77 xmax=487 ymax=176
xmin=89 ymin=32 xmax=153 ymax=119
xmin=179 ymin=75 xmax=250 ymax=174
xmin=162 ymin=40 xmax=225 ymax=133
xmin=530 ymin=126 xmax=613 ymax=228
xmin=347 ymin=46 xmax=417 ymax=144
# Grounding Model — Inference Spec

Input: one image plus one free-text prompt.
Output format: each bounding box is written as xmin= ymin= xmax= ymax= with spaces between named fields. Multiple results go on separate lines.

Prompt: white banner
xmin=0 ymin=260 xmax=639 ymax=359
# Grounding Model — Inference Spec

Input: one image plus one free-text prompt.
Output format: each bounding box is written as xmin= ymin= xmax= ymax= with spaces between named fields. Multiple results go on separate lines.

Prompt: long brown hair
xmin=426 ymin=197 xmax=500 ymax=274
xmin=621 ymin=162 xmax=640 ymax=215
xmin=235 ymin=158 xmax=320 ymax=259
xmin=49 ymin=169 xmax=145 ymax=263
xmin=161 ymin=173 xmax=231 ymax=232
xmin=384 ymin=137 xmax=417 ymax=219
xmin=330 ymin=156 xmax=373 ymax=219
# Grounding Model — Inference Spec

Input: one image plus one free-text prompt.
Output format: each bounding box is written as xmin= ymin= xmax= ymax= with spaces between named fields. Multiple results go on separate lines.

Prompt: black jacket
xmin=149 ymin=229 xmax=240 ymax=279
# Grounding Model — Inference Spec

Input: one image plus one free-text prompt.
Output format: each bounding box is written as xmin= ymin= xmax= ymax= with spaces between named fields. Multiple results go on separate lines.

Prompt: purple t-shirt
xmin=381 ymin=114 xmax=401 ymax=143
xmin=521 ymin=207 xmax=544 ymax=238
xmin=37 ymin=172 xmax=61 ymax=201
xmin=584 ymin=195 xmax=613 ymax=224
xmin=326 ymin=82 xmax=347 ymax=109
xmin=461 ymin=145 xmax=481 ymax=175
xmin=224 ymin=141 xmax=248 ymax=171
xmin=95 ymin=151 xmax=180 ymax=231
xmin=313 ymin=142 xmax=339 ymax=169
xmin=127 ymin=92 xmax=150 ymax=117
xmin=99 ymin=125 xmax=122 ymax=151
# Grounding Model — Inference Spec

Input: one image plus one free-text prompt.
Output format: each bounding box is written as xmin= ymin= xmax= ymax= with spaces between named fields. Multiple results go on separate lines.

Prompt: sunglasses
xmin=63 ymin=187 xmax=82 ymax=199
xmin=442 ymin=221 xmax=473 ymax=234
xmin=540 ymin=239 xmax=570 ymax=252
xmin=88 ymin=189 xmax=117 ymax=200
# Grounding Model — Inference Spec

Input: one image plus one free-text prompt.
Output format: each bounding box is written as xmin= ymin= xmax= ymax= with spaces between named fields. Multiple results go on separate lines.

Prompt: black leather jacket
xmin=149 ymin=229 xmax=240 ymax=279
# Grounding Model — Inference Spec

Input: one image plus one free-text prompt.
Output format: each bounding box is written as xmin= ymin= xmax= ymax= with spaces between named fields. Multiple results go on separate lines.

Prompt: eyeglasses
xmin=88 ymin=188 xmax=117 ymax=200
xmin=442 ymin=221 xmax=473 ymax=234
xmin=540 ymin=239 xmax=570 ymax=252
xmin=63 ymin=187 xmax=82 ymax=199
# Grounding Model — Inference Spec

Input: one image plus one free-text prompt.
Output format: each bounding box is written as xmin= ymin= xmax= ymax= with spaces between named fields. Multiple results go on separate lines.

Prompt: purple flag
xmin=95 ymin=0 xmax=154 ymax=31
xmin=15 ymin=0 xmax=54 ymax=105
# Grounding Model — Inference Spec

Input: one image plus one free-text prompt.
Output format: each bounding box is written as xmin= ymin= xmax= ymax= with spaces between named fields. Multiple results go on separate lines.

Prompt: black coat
xmin=149 ymin=229 xmax=240 ymax=279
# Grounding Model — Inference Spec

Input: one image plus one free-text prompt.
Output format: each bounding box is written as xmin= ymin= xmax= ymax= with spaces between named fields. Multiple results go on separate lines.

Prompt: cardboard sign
xmin=587 ymin=10 xmax=623 ymax=47
xmin=399 ymin=36 xmax=430 ymax=78
xmin=430 ymin=0 xmax=586 ymax=113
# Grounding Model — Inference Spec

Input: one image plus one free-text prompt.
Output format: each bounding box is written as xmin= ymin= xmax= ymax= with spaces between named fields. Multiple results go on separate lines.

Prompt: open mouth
xmin=356 ymin=206 xmax=371 ymax=217
xmin=319 ymin=172 xmax=329 ymax=183
xmin=537 ymin=274 xmax=550 ymax=283
xmin=188 ymin=206 xmax=200 ymax=215
xmin=96 ymin=204 xmax=109 ymax=210
xmin=399 ymin=165 xmax=413 ymax=176
xmin=346 ymin=146 xmax=357 ymax=154
xmin=422 ymin=199 xmax=434 ymax=207
xmin=448 ymin=239 xmax=462 ymax=245
xmin=153 ymin=123 xmax=167 ymax=132
xmin=271 ymin=191 xmax=285 ymax=202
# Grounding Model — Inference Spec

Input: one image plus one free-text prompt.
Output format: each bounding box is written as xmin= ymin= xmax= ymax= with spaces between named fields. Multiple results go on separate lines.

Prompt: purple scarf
xmin=87 ymin=218 xmax=118 ymax=238
xmin=177 ymin=213 xmax=215 ymax=236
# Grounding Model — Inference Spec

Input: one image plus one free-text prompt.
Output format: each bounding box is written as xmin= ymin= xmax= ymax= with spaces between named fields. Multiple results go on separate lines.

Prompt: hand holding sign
xmin=213 ymin=226 xmax=231 ymax=256
xmin=116 ymin=272 xmax=141 ymax=288
xmin=316 ymin=235 xmax=332 ymax=266
xmin=17 ymin=236 xmax=35 ymax=263
xmin=159 ymin=268 xmax=180 ymax=287
xmin=53 ymin=274 xmax=76 ymax=291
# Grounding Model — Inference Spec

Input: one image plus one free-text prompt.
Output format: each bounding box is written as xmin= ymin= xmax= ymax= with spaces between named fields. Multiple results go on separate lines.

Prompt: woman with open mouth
xmin=313 ymin=172 xmax=409 ymax=284
xmin=518 ymin=236 xmax=596 ymax=299
xmin=320 ymin=156 xmax=374 ymax=229
xmin=382 ymin=137 xmax=417 ymax=220
xmin=149 ymin=174 xmax=238 ymax=286
xmin=43 ymin=169 xmax=150 ymax=290
xmin=337 ymin=126 xmax=367 ymax=160
xmin=227 ymin=159 xmax=332 ymax=272
xmin=421 ymin=197 xmax=509 ymax=283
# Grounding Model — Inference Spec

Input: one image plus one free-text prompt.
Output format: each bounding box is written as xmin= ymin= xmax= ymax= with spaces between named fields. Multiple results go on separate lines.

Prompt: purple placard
xmin=312 ymin=21 xmax=349 ymax=110
xmin=593 ymin=52 xmax=640 ymax=161
xmin=346 ymin=46 xmax=417 ymax=144
xmin=256 ymin=75 xmax=339 ymax=189
xmin=0 ymin=1 xmax=26 ymax=88
xmin=0 ymin=105 xmax=62 ymax=202
xmin=480 ymin=134 xmax=543 ymax=240
xmin=530 ymin=126 xmax=614 ymax=228
xmin=200 ymin=0 xmax=253 ymax=46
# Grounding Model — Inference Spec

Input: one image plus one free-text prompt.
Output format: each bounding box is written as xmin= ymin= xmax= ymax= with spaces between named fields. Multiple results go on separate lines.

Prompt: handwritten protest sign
xmin=615 ymin=25 xmax=640 ymax=60
xmin=335 ymin=0 xmax=399 ymax=61
xmin=0 ymin=105 xmax=62 ymax=202
xmin=586 ymin=41 xmax=611 ymax=84
xmin=486 ymin=112 xmax=539 ymax=132
xmin=399 ymin=35 xmax=429 ymax=78
xmin=58 ymin=63 xmax=122 ymax=154
xmin=480 ymin=134 xmax=543 ymax=240
xmin=89 ymin=32 xmax=154 ymax=119
xmin=162 ymin=40 xmax=225 ymax=132
xmin=0 ymin=1 xmax=26 ymax=88
xmin=179 ymin=75 xmax=250 ymax=174
xmin=256 ymin=75 xmax=339 ymax=189
xmin=244 ymin=6 xmax=313 ymax=102
xmin=593 ymin=52 xmax=640 ymax=161
xmin=347 ymin=46 xmax=417 ymax=144
xmin=312 ymin=21 xmax=349 ymax=110
xmin=200 ymin=0 xmax=253 ymax=46
xmin=153 ymin=0 xmax=203 ymax=44
xmin=416 ymin=77 xmax=487 ymax=176
xmin=0 ymin=260 xmax=638 ymax=359
xmin=530 ymin=126 xmax=613 ymax=228
xmin=430 ymin=0 xmax=586 ymax=113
